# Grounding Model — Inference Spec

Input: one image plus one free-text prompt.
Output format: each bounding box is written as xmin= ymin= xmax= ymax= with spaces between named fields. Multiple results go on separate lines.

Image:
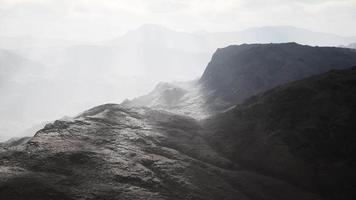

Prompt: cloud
xmin=0 ymin=0 xmax=355 ymax=40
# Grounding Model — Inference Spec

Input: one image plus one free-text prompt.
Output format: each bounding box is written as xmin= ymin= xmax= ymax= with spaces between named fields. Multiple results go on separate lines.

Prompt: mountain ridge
xmin=124 ymin=43 xmax=356 ymax=118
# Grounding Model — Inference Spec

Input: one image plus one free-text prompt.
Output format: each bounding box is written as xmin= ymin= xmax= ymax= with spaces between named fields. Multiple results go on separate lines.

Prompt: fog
xmin=1 ymin=0 xmax=356 ymax=141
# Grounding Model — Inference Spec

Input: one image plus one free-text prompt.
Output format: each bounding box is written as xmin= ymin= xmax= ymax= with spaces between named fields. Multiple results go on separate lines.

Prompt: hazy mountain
xmin=0 ymin=50 xmax=49 ymax=141
xmin=108 ymin=24 xmax=211 ymax=54
xmin=0 ymin=35 xmax=84 ymax=50
xmin=203 ymin=66 xmax=356 ymax=199
xmin=125 ymin=43 xmax=356 ymax=118
xmin=1 ymin=24 xmax=356 ymax=142
xmin=109 ymin=25 xmax=356 ymax=52
xmin=346 ymin=43 xmax=356 ymax=49
xmin=0 ymin=49 xmax=45 ymax=84
xmin=203 ymin=26 xmax=356 ymax=47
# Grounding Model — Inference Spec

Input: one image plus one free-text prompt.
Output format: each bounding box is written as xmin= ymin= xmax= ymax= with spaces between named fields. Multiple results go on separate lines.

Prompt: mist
xmin=1 ymin=0 xmax=356 ymax=141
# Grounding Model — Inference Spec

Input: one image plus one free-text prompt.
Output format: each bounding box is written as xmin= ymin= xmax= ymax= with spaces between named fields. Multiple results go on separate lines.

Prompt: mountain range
xmin=1 ymin=42 xmax=356 ymax=199
xmin=1 ymin=25 xmax=356 ymax=141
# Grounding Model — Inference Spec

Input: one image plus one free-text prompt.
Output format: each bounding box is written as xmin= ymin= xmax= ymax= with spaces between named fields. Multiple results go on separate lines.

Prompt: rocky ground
xmin=0 ymin=104 xmax=320 ymax=200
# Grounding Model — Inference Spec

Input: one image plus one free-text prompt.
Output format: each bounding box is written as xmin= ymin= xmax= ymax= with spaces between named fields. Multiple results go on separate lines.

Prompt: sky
xmin=0 ymin=0 xmax=356 ymax=141
xmin=0 ymin=0 xmax=356 ymax=42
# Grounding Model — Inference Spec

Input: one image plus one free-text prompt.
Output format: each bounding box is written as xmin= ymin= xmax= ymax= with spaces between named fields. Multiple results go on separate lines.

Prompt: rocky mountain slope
xmin=203 ymin=66 xmax=356 ymax=200
xmin=0 ymin=104 xmax=320 ymax=200
xmin=1 ymin=67 xmax=355 ymax=200
xmin=125 ymin=43 xmax=356 ymax=118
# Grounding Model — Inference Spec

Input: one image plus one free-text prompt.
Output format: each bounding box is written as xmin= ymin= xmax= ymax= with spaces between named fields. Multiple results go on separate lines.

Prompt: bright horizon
xmin=1 ymin=0 xmax=356 ymax=42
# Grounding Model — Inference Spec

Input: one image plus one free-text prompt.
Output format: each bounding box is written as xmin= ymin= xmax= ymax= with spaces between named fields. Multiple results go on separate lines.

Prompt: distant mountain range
xmin=1 ymin=42 xmax=356 ymax=199
xmin=108 ymin=24 xmax=356 ymax=51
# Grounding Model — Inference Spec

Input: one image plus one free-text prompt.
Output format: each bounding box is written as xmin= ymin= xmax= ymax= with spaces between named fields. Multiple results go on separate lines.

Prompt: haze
xmin=1 ymin=0 xmax=356 ymax=141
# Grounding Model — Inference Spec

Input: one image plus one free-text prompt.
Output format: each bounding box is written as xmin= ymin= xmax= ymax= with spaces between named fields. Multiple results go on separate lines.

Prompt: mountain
xmin=0 ymin=49 xmax=45 ymax=84
xmin=346 ymin=43 xmax=356 ymax=49
xmin=2 ymin=67 xmax=356 ymax=200
xmin=0 ymin=105 xmax=321 ymax=200
xmin=110 ymin=25 xmax=356 ymax=51
xmin=203 ymin=26 xmax=356 ymax=47
xmin=200 ymin=43 xmax=356 ymax=107
xmin=1 ymin=40 xmax=356 ymax=199
xmin=203 ymin=66 xmax=356 ymax=199
xmin=0 ymin=49 xmax=50 ymax=141
xmin=108 ymin=24 xmax=210 ymax=54
xmin=124 ymin=43 xmax=356 ymax=118
xmin=121 ymin=80 xmax=213 ymax=119
xmin=0 ymin=137 xmax=32 ymax=148
xmin=1 ymin=24 xmax=356 ymax=142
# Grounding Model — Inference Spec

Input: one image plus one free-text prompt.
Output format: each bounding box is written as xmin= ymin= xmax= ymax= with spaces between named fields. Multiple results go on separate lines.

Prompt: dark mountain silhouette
xmin=125 ymin=43 xmax=356 ymax=117
xmin=200 ymin=43 xmax=356 ymax=108
xmin=203 ymin=67 xmax=356 ymax=199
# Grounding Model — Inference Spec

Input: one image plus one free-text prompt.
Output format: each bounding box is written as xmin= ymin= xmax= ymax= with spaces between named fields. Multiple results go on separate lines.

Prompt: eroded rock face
xmin=0 ymin=104 xmax=319 ymax=200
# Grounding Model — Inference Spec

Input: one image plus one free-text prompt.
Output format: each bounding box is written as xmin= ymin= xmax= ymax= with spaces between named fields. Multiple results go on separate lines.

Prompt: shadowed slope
xmin=203 ymin=67 xmax=356 ymax=200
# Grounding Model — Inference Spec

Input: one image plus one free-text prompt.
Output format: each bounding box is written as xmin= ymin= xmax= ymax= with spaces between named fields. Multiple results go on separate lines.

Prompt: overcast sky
xmin=0 ymin=0 xmax=356 ymax=41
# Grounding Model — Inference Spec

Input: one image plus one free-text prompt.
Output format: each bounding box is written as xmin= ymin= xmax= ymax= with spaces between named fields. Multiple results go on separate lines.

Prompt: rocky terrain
xmin=1 ymin=43 xmax=356 ymax=200
xmin=0 ymin=104 xmax=320 ymax=200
